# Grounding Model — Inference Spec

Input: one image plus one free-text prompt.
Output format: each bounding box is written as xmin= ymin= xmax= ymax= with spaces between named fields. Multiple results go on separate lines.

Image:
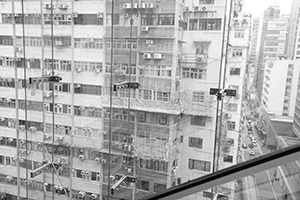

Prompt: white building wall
xmin=262 ymin=60 xmax=300 ymax=117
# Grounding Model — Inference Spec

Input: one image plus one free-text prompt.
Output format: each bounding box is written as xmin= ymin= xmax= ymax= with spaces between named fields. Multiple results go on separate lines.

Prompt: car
xmin=249 ymin=150 xmax=255 ymax=156
xmin=248 ymin=143 xmax=254 ymax=148
xmin=242 ymin=143 xmax=247 ymax=149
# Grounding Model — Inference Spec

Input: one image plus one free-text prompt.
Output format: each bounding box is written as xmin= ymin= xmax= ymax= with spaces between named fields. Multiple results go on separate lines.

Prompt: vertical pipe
xmin=12 ymin=0 xmax=20 ymax=199
xmin=49 ymin=0 xmax=55 ymax=199
xmin=211 ymin=0 xmax=229 ymax=197
xmin=107 ymin=0 xmax=115 ymax=199
xmin=20 ymin=0 xmax=29 ymax=198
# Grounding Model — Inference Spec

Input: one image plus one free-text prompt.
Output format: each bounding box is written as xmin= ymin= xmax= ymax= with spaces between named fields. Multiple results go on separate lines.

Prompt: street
xmin=234 ymin=101 xmax=281 ymax=200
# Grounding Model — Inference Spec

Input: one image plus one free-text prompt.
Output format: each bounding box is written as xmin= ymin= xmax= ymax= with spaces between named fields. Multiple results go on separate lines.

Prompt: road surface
xmin=238 ymin=101 xmax=280 ymax=200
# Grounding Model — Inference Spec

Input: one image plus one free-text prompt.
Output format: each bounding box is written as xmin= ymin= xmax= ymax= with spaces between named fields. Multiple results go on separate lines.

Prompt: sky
xmin=243 ymin=0 xmax=293 ymax=18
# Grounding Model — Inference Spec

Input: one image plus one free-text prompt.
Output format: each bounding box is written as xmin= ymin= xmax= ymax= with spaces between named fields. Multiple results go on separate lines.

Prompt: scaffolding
xmin=131 ymin=135 xmax=170 ymax=161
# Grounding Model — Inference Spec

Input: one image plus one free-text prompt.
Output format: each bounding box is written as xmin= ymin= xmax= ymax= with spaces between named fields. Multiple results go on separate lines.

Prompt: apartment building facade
xmin=0 ymin=0 xmax=244 ymax=200
xmin=285 ymin=0 xmax=300 ymax=59
xmin=262 ymin=60 xmax=300 ymax=117
xmin=256 ymin=3 xmax=280 ymax=103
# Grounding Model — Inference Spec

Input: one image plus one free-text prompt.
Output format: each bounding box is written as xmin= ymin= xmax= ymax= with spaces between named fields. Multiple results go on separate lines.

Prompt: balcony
xmin=105 ymin=26 xmax=138 ymax=38
xmin=178 ymin=53 xmax=208 ymax=67
xmin=139 ymin=26 xmax=175 ymax=39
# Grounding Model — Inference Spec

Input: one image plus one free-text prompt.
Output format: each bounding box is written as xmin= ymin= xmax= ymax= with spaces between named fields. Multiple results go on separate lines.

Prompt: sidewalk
xmin=243 ymin=176 xmax=259 ymax=200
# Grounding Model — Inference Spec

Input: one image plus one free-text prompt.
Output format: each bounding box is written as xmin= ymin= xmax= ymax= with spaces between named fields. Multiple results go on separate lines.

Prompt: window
xmin=232 ymin=49 xmax=243 ymax=57
xmin=44 ymin=14 xmax=71 ymax=25
xmin=141 ymin=14 xmax=156 ymax=26
xmin=137 ymin=180 xmax=150 ymax=191
xmin=153 ymin=183 xmax=167 ymax=193
xmin=75 ymin=169 xmax=83 ymax=179
xmin=139 ymin=65 xmax=172 ymax=77
xmin=191 ymin=116 xmax=206 ymax=126
xmin=228 ymin=103 xmax=237 ymax=112
xmin=189 ymin=19 xmax=198 ymax=30
xmin=199 ymin=0 xmax=214 ymax=4
xmin=199 ymin=19 xmax=221 ymax=30
xmin=182 ymin=68 xmax=206 ymax=80
xmin=188 ymin=159 xmax=211 ymax=172
xmin=74 ymin=38 xmax=103 ymax=49
xmin=91 ymin=172 xmax=100 ymax=181
xmin=193 ymin=91 xmax=205 ymax=103
xmin=230 ymin=68 xmax=241 ymax=75
xmin=234 ymin=30 xmax=244 ymax=38
xmin=157 ymin=14 xmax=175 ymax=25
xmin=74 ymin=14 xmax=103 ymax=25
xmin=0 ymin=36 xmax=13 ymax=45
xmin=74 ymin=84 xmax=102 ymax=95
xmin=227 ymin=121 xmax=236 ymax=130
xmin=189 ymin=137 xmax=203 ymax=148
xmin=223 ymin=155 xmax=233 ymax=163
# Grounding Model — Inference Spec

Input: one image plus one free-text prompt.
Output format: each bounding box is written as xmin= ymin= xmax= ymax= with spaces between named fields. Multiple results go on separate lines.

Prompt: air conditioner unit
xmin=8 ymin=138 xmax=13 ymax=143
xmin=185 ymin=6 xmax=190 ymax=11
xmin=54 ymin=158 xmax=61 ymax=163
xmin=20 ymin=158 xmax=24 ymax=163
xmin=110 ymin=175 xmax=115 ymax=181
xmin=61 ymin=157 xmax=69 ymax=164
xmin=0 ymin=117 xmax=5 ymax=122
xmin=143 ymin=53 xmax=152 ymax=59
xmin=123 ymin=3 xmax=131 ymax=9
xmin=29 ymin=126 xmax=37 ymax=132
xmin=75 ymin=84 xmax=81 ymax=88
xmin=124 ymin=13 xmax=129 ymax=18
xmin=44 ymin=70 xmax=51 ymax=75
xmin=78 ymin=191 xmax=85 ymax=198
xmin=19 ymin=125 xmax=25 ymax=131
xmin=44 ymin=4 xmax=53 ymax=10
xmin=55 ymin=40 xmax=63 ymax=47
xmin=127 ymin=168 xmax=133 ymax=173
xmin=28 ymin=58 xmax=34 ymax=62
xmin=44 ymin=91 xmax=51 ymax=98
xmin=81 ymin=171 xmax=86 ymax=176
xmin=139 ymin=3 xmax=146 ymax=8
xmin=154 ymin=53 xmax=163 ymax=59
xmin=91 ymin=194 xmax=97 ymax=200
xmin=97 ymin=13 xmax=104 ymax=18
xmin=53 ymin=70 xmax=59 ymax=76
xmin=194 ymin=6 xmax=199 ymax=11
xmin=201 ymin=6 xmax=209 ymax=11
xmin=79 ymin=106 xmax=85 ymax=110
xmin=146 ymin=3 xmax=154 ymax=8
xmin=133 ymin=3 xmax=138 ymax=8
xmin=95 ymin=69 xmax=101 ymax=74
xmin=85 ymin=171 xmax=91 ymax=176
xmin=76 ymin=68 xmax=82 ymax=73
xmin=57 ymin=136 xmax=64 ymax=141
xmin=146 ymin=40 xmax=153 ymax=45
xmin=36 ymin=162 xmax=42 ymax=167
xmin=78 ymin=155 xmax=85 ymax=160
xmin=20 ymin=140 xmax=25 ymax=144
xmin=141 ymin=26 xmax=149 ymax=32
xmin=44 ymin=135 xmax=51 ymax=139
xmin=6 ymin=176 xmax=13 ymax=182
xmin=197 ymin=56 xmax=203 ymax=62
xmin=94 ymin=157 xmax=100 ymax=162
xmin=72 ymin=12 xmax=78 ymax=18
xmin=58 ymin=147 xmax=64 ymax=152
xmin=101 ymin=159 xmax=107 ymax=164
xmin=58 ymin=4 xmax=68 ymax=10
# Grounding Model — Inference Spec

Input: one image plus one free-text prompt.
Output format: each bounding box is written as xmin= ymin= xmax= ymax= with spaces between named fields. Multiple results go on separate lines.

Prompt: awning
xmin=193 ymin=40 xmax=211 ymax=43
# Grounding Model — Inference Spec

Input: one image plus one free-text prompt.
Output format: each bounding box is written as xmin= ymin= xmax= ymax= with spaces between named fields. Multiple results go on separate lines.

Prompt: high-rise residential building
xmin=263 ymin=15 xmax=289 ymax=59
xmin=0 ymin=0 xmax=247 ymax=200
xmin=262 ymin=60 xmax=300 ymax=117
xmin=255 ymin=3 xmax=281 ymax=103
xmin=285 ymin=0 xmax=300 ymax=59
xmin=249 ymin=17 xmax=260 ymax=90
xmin=292 ymin=67 xmax=300 ymax=138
